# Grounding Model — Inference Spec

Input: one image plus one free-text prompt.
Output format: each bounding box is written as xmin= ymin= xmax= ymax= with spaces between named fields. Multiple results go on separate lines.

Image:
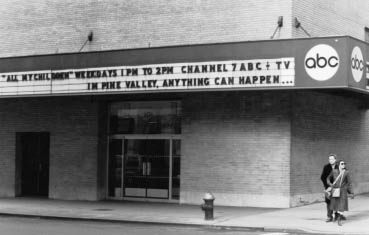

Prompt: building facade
xmin=0 ymin=1 xmax=369 ymax=208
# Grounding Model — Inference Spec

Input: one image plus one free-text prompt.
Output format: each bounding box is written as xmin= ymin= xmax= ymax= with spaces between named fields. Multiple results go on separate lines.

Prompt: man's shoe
xmin=326 ymin=217 xmax=333 ymax=222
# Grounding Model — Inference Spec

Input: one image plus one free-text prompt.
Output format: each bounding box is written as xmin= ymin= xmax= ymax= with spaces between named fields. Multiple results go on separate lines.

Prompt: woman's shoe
xmin=337 ymin=214 xmax=342 ymax=226
xmin=335 ymin=212 xmax=346 ymax=220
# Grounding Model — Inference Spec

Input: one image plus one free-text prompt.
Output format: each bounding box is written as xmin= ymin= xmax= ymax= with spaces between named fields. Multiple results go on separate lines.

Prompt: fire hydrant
xmin=201 ymin=192 xmax=215 ymax=220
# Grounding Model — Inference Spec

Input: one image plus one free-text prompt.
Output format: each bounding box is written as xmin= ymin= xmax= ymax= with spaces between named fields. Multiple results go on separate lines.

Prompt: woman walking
xmin=326 ymin=160 xmax=354 ymax=226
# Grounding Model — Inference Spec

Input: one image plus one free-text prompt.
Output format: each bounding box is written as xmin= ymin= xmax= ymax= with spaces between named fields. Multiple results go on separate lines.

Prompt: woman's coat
xmin=327 ymin=169 xmax=353 ymax=211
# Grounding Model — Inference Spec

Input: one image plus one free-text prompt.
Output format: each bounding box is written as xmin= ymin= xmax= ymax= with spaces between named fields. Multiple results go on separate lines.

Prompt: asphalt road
xmin=0 ymin=216 xmax=305 ymax=235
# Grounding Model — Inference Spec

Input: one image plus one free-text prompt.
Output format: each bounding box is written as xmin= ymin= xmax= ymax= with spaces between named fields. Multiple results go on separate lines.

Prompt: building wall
xmin=0 ymin=96 xmax=99 ymax=200
xmin=0 ymin=0 xmax=292 ymax=57
xmin=1 ymin=88 xmax=368 ymax=207
xmin=181 ymin=91 xmax=291 ymax=208
xmin=2 ymin=0 xmax=369 ymax=58
xmin=293 ymin=0 xmax=369 ymax=40
xmin=290 ymin=91 xmax=369 ymax=207
xmin=2 ymin=0 xmax=369 ymax=59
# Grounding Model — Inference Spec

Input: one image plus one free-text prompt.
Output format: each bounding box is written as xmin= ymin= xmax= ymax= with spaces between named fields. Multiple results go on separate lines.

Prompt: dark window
xmin=110 ymin=101 xmax=181 ymax=135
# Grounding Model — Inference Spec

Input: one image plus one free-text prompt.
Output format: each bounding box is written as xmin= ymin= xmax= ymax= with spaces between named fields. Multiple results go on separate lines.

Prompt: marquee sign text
xmin=0 ymin=58 xmax=295 ymax=96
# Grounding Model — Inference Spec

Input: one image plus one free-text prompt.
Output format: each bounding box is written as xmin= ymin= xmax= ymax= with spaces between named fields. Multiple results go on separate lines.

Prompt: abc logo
xmin=351 ymin=46 xmax=364 ymax=82
xmin=304 ymin=44 xmax=339 ymax=81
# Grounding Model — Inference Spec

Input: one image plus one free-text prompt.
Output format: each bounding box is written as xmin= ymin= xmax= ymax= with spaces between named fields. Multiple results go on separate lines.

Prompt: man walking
xmin=320 ymin=154 xmax=339 ymax=222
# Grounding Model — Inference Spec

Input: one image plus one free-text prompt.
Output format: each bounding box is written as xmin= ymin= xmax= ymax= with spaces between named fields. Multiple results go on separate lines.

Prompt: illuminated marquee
xmin=0 ymin=58 xmax=295 ymax=97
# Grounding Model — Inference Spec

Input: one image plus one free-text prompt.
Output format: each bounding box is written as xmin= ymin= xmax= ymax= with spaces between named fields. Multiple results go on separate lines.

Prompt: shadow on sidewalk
xmin=346 ymin=211 xmax=369 ymax=222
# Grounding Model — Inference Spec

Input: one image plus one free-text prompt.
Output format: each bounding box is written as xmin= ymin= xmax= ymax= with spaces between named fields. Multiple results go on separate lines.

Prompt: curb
xmin=0 ymin=212 xmax=260 ymax=229
xmin=0 ymin=212 xmax=317 ymax=234
xmin=0 ymin=212 xmax=367 ymax=235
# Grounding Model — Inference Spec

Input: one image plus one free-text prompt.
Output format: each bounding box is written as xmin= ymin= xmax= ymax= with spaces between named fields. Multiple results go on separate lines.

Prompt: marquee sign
xmin=366 ymin=62 xmax=369 ymax=89
xmin=0 ymin=58 xmax=295 ymax=96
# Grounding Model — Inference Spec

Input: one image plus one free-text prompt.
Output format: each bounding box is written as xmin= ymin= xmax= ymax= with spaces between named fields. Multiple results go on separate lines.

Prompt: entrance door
xmin=124 ymin=139 xmax=170 ymax=198
xmin=108 ymin=137 xmax=180 ymax=200
xmin=107 ymin=100 xmax=181 ymax=201
xmin=18 ymin=132 xmax=50 ymax=197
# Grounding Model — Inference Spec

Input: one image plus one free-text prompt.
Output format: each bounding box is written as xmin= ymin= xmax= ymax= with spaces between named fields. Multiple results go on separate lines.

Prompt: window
xmin=109 ymin=101 xmax=181 ymax=134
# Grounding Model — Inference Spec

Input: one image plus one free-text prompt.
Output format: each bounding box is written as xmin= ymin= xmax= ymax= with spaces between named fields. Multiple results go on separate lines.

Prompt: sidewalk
xmin=0 ymin=194 xmax=368 ymax=234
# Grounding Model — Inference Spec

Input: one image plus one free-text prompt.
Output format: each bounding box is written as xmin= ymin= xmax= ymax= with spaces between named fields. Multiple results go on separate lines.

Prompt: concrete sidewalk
xmin=0 ymin=194 xmax=368 ymax=234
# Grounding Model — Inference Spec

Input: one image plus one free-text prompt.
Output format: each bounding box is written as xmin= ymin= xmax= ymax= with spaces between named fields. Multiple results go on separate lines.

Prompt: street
xmin=0 ymin=216 xmax=307 ymax=235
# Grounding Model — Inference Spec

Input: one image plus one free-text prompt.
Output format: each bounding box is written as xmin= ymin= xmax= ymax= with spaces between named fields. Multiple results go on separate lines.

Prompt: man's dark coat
xmin=321 ymin=163 xmax=335 ymax=189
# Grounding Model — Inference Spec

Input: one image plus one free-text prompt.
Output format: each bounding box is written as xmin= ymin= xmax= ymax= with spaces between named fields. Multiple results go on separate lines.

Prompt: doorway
xmin=16 ymin=132 xmax=50 ymax=197
xmin=108 ymin=137 xmax=181 ymax=201
xmin=107 ymin=100 xmax=181 ymax=201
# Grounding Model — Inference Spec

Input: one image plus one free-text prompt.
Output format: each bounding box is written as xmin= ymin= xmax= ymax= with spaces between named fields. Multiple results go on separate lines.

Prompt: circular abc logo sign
xmin=304 ymin=44 xmax=339 ymax=81
xmin=351 ymin=46 xmax=364 ymax=82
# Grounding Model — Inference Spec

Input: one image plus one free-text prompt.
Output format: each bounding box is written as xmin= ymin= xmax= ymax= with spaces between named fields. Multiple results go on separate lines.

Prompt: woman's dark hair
xmin=337 ymin=160 xmax=347 ymax=170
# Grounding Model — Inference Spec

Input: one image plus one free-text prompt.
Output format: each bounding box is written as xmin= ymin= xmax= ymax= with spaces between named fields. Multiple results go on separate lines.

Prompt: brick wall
xmin=181 ymin=91 xmax=291 ymax=208
xmin=0 ymin=96 xmax=99 ymax=200
xmin=1 ymin=90 xmax=367 ymax=207
xmin=0 ymin=0 xmax=292 ymax=57
xmin=290 ymin=91 xmax=369 ymax=207
xmin=1 ymin=1 xmax=369 ymax=58
xmin=293 ymin=0 xmax=369 ymax=40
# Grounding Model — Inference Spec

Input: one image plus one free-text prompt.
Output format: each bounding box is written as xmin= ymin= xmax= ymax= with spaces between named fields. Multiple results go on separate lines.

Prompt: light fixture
xmin=270 ymin=16 xmax=283 ymax=39
xmin=79 ymin=31 xmax=94 ymax=52
xmin=294 ymin=18 xmax=311 ymax=37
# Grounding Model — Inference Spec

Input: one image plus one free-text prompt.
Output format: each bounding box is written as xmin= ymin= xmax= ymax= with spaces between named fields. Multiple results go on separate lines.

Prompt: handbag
xmin=325 ymin=171 xmax=343 ymax=198
xmin=331 ymin=172 xmax=344 ymax=198
xmin=332 ymin=188 xmax=341 ymax=197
